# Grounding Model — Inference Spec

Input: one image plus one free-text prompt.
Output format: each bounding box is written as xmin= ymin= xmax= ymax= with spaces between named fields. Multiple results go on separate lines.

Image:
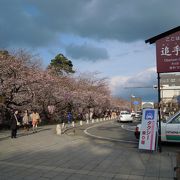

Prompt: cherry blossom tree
xmin=0 ymin=50 xmax=130 ymax=125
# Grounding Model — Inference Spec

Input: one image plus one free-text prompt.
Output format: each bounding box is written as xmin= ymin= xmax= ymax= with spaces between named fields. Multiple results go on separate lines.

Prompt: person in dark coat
xmin=10 ymin=110 xmax=20 ymax=138
xmin=67 ymin=112 xmax=72 ymax=124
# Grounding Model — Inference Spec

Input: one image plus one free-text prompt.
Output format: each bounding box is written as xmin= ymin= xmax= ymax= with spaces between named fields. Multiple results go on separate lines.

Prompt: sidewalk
xmin=0 ymin=122 xmax=178 ymax=180
xmin=0 ymin=117 xmax=112 ymax=140
xmin=0 ymin=125 xmax=54 ymax=140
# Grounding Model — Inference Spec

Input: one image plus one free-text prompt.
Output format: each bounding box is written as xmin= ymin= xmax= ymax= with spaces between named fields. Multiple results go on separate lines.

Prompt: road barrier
xmin=56 ymin=124 xmax=61 ymax=135
xmin=57 ymin=116 xmax=116 ymax=135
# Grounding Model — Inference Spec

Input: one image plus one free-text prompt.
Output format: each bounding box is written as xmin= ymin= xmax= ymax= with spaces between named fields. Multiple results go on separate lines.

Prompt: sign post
xmin=157 ymin=73 xmax=162 ymax=152
xmin=139 ymin=109 xmax=158 ymax=151
xmin=145 ymin=26 xmax=180 ymax=152
xmin=156 ymin=30 xmax=180 ymax=152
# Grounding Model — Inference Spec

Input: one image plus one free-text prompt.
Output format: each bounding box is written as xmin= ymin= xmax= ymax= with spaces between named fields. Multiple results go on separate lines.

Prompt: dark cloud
xmin=0 ymin=0 xmax=179 ymax=48
xmin=0 ymin=0 xmax=55 ymax=47
xmin=65 ymin=43 xmax=108 ymax=61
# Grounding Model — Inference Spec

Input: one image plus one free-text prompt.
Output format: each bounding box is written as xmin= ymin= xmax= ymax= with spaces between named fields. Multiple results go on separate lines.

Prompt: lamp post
xmin=131 ymin=95 xmax=135 ymax=112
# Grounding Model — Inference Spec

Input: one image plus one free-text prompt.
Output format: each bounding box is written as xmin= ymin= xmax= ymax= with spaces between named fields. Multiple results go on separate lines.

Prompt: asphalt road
xmin=66 ymin=120 xmax=180 ymax=153
xmin=84 ymin=121 xmax=138 ymax=143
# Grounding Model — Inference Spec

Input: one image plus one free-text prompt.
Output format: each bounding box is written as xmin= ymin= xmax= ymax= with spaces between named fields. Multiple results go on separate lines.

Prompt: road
xmin=84 ymin=121 xmax=138 ymax=143
xmin=66 ymin=120 xmax=180 ymax=153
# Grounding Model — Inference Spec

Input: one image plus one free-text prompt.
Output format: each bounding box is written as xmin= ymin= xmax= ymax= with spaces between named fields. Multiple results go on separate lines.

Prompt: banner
xmin=139 ymin=109 xmax=158 ymax=151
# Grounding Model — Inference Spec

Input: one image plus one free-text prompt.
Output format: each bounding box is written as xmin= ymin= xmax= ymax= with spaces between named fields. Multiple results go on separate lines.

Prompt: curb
xmin=59 ymin=118 xmax=116 ymax=135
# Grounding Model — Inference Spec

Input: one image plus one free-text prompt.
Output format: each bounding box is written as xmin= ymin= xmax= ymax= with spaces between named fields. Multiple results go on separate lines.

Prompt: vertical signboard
xmin=131 ymin=97 xmax=142 ymax=112
xmin=156 ymin=31 xmax=180 ymax=73
xmin=139 ymin=109 xmax=158 ymax=151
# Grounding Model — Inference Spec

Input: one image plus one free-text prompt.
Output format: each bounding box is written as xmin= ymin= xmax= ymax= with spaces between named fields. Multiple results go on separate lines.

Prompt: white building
xmin=142 ymin=102 xmax=154 ymax=109
xmin=160 ymin=73 xmax=180 ymax=103
xmin=161 ymin=85 xmax=180 ymax=103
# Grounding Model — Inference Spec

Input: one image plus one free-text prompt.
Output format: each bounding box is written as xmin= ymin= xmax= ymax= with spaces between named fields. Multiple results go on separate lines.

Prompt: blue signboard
xmin=145 ymin=110 xmax=155 ymax=120
xmin=133 ymin=101 xmax=139 ymax=105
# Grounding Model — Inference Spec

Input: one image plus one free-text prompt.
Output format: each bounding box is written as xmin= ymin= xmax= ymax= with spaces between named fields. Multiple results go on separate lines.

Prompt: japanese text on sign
xmin=139 ymin=109 xmax=158 ymax=151
xmin=156 ymin=31 xmax=180 ymax=73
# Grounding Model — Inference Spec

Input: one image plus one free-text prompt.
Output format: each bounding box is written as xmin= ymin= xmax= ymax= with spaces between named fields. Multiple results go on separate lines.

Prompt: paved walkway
xmin=0 ymin=123 xmax=178 ymax=180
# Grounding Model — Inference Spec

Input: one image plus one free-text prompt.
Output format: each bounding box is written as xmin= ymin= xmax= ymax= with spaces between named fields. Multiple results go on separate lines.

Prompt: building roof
xmin=145 ymin=26 xmax=180 ymax=44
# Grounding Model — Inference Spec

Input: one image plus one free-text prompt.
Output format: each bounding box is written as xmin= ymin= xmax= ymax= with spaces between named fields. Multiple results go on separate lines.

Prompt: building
xmin=131 ymin=96 xmax=142 ymax=112
xmin=160 ymin=73 xmax=180 ymax=103
xmin=145 ymin=26 xmax=180 ymax=117
xmin=142 ymin=102 xmax=154 ymax=109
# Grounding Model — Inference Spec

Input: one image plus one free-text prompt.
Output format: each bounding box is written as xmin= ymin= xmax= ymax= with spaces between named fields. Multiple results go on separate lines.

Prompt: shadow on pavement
xmin=0 ymin=127 xmax=52 ymax=141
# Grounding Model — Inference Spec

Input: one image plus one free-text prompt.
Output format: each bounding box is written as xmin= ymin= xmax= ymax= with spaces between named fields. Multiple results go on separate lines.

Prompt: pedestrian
xmin=90 ymin=111 xmax=93 ymax=121
xmin=10 ymin=110 xmax=20 ymax=138
xmin=30 ymin=110 xmax=40 ymax=133
xmin=78 ymin=112 xmax=83 ymax=121
xmin=67 ymin=112 xmax=72 ymax=124
xmin=22 ymin=110 xmax=30 ymax=132
xmin=85 ymin=112 xmax=89 ymax=121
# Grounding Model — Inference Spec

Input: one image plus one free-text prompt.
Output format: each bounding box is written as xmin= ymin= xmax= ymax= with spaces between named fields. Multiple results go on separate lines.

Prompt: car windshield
xmin=168 ymin=112 xmax=180 ymax=124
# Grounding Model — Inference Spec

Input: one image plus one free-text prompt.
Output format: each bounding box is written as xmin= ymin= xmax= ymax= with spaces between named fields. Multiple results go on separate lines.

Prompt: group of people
xmin=10 ymin=109 xmax=41 ymax=138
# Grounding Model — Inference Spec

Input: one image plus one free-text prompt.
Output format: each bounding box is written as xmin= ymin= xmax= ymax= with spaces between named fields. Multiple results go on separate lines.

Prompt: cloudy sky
xmin=0 ymin=0 xmax=180 ymax=101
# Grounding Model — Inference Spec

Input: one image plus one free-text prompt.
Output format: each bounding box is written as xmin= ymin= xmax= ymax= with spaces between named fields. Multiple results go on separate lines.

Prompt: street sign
xmin=133 ymin=101 xmax=139 ymax=105
xmin=156 ymin=31 xmax=180 ymax=73
xmin=139 ymin=109 xmax=158 ymax=151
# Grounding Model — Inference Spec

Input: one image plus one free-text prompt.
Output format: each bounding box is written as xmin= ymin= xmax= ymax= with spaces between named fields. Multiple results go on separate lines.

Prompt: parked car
xmin=131 ymin=111 xmax=136 ymax=117
xmin=135 ymin=111 xmax=142 ymax=119
xmin=135 ymin=111 xmax=180 ymax=142
xmin=118 ymin=111 xmax=133 ymax=122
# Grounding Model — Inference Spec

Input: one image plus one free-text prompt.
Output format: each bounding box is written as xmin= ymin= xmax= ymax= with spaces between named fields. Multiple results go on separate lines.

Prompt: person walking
xmin=22 ymin=110 xmax=30 ymax=133
xmin=30 ymin=110 xmax=40 ymax=133
xmin=67 ymin=112 xmax=72 ymax=124
xmin=10 ymin=110 xmax=20 ymax=138
xmin=78 ymin=112 xmax=83 ymax=121
xmin=85 ymin=112 xmax=89 ymax=124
